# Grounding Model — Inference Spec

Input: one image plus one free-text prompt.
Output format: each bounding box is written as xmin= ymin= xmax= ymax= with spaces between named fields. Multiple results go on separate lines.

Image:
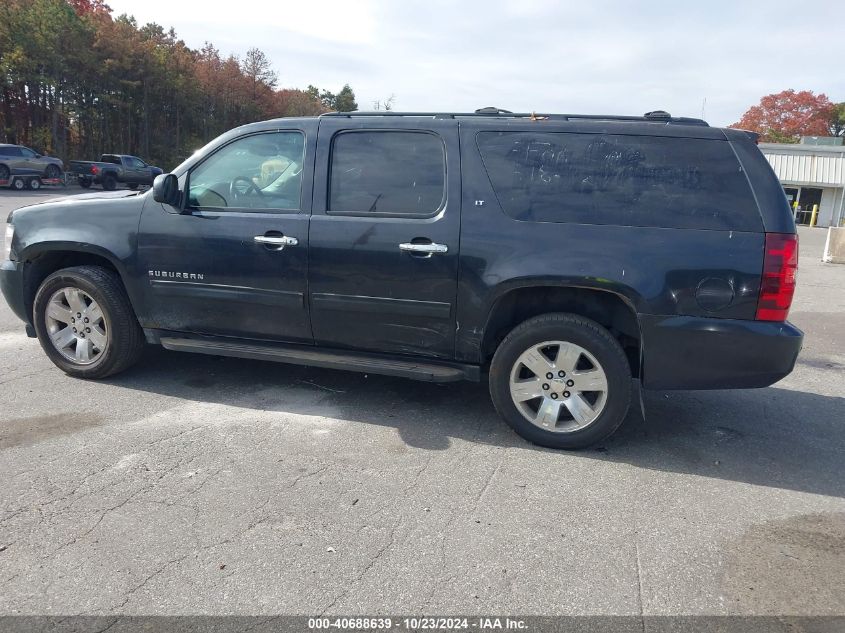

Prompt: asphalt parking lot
xmin=0 ymin=186 xmax=843 ymax=617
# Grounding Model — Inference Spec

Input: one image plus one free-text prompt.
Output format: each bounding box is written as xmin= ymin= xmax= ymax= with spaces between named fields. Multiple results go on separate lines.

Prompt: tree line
xmin=0 ymin=0 xmax=358 ymax=169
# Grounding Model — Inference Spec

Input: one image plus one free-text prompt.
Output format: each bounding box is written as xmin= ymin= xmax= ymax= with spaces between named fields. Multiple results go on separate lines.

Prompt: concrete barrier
xmin=822 ymin=227 xmax=845 ymax=264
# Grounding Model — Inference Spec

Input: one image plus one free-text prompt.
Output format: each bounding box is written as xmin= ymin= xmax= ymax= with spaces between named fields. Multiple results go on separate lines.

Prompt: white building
xmin=759 ymin=141 xmax=845 ymax=228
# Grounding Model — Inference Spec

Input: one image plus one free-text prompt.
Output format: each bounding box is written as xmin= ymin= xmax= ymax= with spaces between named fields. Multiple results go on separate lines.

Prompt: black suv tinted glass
xmin=476 ymin=132 xmax=762 ymax=231
xmin=0 ymin=146 xmax=23 ymax=157
xmin=329 ymin=131 xmax=445 ymax=217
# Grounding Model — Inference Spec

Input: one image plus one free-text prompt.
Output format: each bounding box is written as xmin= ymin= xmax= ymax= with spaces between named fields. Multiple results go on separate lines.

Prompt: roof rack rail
xmin=319 ymin=109 xmax=709 ymax=126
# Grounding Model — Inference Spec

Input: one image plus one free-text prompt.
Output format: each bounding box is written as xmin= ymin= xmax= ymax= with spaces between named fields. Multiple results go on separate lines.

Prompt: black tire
xmin=12 ymin=177 xmax=26 ymax=191
xmin=0 ymin=164 xmax=9 ymax=181
xmin=489 ymin=313 xmax=632 ymax=449
xmin=102 ymin=174 xmax=117 ymax=191
xmin=78 ymin=177 xmax=91 ymax=188
xmin=27 ymin=177 xmax=41 ymax=190
xmin=128 ymin=182 xmax=139 ymax=191
xmin=33 ymin=266 xmax=145 ymax=379
xmin=44 ymin=164 xmax=60 ymax=180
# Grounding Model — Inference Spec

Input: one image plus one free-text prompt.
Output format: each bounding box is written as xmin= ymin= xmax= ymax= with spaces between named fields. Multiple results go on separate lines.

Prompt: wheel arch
xmin=480 ymin=284 xmax=642 ymax=378
xmin=20 ymin=244 xmax=137 ymax=323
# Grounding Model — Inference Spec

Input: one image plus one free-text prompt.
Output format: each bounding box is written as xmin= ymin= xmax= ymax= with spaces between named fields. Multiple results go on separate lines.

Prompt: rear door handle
xmin=254 ymin=235 xmax=298 ymax=248
xmin=399 ymin=242 xmax=448 ymax=255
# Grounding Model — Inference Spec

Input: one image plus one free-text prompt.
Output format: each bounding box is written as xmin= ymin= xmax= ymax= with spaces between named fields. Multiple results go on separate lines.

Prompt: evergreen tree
xmin=334 ymin=84 xmax=358 ymax=112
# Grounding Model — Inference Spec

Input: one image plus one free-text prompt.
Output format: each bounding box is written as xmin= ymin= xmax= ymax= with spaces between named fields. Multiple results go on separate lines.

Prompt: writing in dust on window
xmin=503 ymin=136 xmax=702 ymax=202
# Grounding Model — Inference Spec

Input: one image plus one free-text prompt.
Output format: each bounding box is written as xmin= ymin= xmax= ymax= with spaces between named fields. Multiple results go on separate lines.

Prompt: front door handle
xmin=399 ymin=242 xmax=448 ymax=256
xmin=254 ymin=235 xmax=298 ymax=248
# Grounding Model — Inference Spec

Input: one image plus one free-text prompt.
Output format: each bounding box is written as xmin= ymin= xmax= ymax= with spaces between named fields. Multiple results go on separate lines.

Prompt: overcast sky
xmin=105 ymin=0 xmax=843 ymax=126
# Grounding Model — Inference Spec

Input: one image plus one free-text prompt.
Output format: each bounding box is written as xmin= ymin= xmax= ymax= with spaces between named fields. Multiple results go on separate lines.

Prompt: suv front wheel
xmin=33 ymin=266 xmax=145 ymax=379
xmin=489 ymin=313 xmax=632 ymax=449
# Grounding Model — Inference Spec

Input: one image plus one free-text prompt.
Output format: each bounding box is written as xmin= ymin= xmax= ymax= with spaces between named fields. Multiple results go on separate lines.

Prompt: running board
xmin=159 ymin=336 xmax=479 ymax=383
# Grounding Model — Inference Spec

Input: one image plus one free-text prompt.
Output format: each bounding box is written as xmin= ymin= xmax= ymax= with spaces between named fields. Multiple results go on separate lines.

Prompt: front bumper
xmin=640 ymin=314 xmax=804 ymax=390
xmin=0 ymin=259 xmax=29 ymax=326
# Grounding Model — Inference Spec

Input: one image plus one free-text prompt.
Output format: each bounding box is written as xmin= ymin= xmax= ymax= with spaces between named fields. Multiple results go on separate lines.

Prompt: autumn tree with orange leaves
xmin=730 ymin=90 xmax=838 ymax=143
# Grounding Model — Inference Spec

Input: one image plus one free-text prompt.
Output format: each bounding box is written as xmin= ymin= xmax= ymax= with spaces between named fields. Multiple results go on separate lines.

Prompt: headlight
xmin=3 ymin=223 xmax=14 ymax=261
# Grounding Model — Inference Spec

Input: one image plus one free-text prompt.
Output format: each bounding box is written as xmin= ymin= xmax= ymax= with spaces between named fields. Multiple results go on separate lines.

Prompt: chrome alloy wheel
xmin=44 ymin=287 xmax=108 ymax=365
xmin=509 ymin=340 xmax=609 ymax=433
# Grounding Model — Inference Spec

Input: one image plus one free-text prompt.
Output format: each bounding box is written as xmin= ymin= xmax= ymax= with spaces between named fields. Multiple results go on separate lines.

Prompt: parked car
xmin=0 ymin=144 xmax=64 ymax=182
xmin=68 ymin=154 xmax=162 ymax=190
xmin=0 ymin=109 xmax=803 ymax=449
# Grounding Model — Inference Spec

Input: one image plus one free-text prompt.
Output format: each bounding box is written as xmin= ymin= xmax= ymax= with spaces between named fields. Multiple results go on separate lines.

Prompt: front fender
xmin=11 ymin=193 xmax=146 ymax=317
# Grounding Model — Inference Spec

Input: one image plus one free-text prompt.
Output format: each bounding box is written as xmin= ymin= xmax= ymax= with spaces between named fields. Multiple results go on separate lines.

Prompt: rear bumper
xmin=0 ymin=259 xmax=29 ymax=325
xmin=640 ymin=314 xmax=803 ymax=390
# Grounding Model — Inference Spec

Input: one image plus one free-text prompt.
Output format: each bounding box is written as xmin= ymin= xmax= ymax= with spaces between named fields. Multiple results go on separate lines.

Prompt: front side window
xmin=127 ymin=157 xmax=145 ymax=169
xmin=20 ymin=147 xmax=37 ymax=158
xmin=329 ymin=131 xmax=445 ymax=216
xmin=188 ymin=132 xmax=305 ymax=211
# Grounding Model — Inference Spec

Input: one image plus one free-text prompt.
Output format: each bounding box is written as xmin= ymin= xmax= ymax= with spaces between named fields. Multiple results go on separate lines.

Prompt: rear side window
xmin=476 ymin=132 xmax=762 ymax=231
xmin=0 ymin=146 xmax=23 ymax=157
xmin=329 ymin=131 xmax=445 ymax=217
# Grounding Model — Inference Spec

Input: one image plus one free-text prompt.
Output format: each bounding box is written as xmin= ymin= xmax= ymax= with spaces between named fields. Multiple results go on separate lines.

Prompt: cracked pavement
xmin=1 ymin=190 xmax=844 ymax=615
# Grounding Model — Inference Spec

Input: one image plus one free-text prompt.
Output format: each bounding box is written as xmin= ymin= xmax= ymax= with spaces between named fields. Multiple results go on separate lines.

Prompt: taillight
xmin=756 ymin=233 xmax=798 ymax=321
xmin=91 ymin=165 xmax=99 ymax=175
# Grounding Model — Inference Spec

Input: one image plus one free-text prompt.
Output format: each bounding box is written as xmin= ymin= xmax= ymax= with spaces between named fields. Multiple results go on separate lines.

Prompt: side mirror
xmin=152 ymin=173 xmax=180 ymax=206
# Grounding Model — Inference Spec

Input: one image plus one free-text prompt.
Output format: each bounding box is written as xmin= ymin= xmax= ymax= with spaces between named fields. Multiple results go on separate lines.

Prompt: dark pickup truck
xmin=1 ymin=109 xmax=803 ymax=449
xmin=68 ymin=154 xmax=162 ymax=191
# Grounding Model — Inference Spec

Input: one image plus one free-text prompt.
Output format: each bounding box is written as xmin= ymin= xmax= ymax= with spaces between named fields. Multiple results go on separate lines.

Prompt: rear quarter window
xmin=476 ymin=131 xmax=762 ymax=231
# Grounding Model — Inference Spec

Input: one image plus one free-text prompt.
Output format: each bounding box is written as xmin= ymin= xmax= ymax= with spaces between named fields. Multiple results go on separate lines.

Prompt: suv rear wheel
xmin=489 ymin=313 xmax=632 ymax=449
xmin=33 ymin=266 xmax=144 ymax=379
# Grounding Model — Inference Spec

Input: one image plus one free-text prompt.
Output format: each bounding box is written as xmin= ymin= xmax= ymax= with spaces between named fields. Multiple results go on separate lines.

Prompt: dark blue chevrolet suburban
xmin=0 ymin=109 xmax=803 ymax=449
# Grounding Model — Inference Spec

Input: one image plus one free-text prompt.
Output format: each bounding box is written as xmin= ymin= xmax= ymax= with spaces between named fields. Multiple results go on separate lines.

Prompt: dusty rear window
xmin=476 ymin=132 xmax=762 ymax=231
